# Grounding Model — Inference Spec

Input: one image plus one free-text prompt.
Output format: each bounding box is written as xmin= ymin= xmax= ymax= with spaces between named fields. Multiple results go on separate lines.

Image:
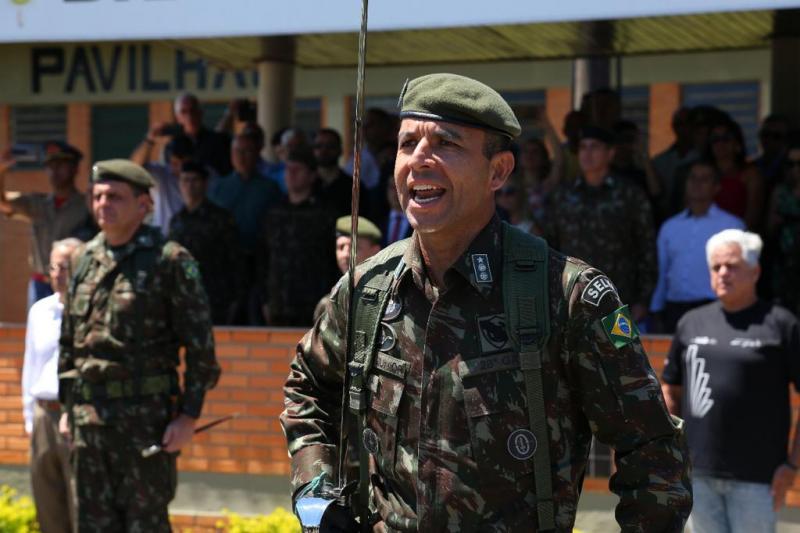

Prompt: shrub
xmin=0 ymin=486 xmax=39 ymax=533
xmin=218 ymin=507 xmax=300 ymax=533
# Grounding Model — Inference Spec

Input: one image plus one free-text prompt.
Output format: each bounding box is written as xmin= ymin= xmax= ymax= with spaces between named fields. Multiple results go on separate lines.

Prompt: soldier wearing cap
xmin=543 ymin=126 xmax=658 ymax=325
xmin=0 ymin=141 xmax=91 ymax=307
xmin=313 ymin=215 xmax=383 ymax=322
xmin=282 ymin=73 xmax=691 ymax=531
xmin=57 ymin=159 xmax=221 ymax=532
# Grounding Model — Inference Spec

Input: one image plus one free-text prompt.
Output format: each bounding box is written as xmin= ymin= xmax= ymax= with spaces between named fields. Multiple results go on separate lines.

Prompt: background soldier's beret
xmin=336 ymin=215 xmax=383 ymax=244
xmin=579 ymin=126 xmax=615 ymax=145
xmin=43 ymin=141 xmax=83 ymax=164
xmin=398 ymin=73 xmax=521 ymax=139
xmin=91 ymin=159 xmax=156 ymax=190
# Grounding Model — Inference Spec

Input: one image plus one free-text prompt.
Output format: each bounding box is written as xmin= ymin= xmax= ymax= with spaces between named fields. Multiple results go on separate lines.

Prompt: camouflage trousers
xmin=71 ymin=397 xmax=177 ymax=533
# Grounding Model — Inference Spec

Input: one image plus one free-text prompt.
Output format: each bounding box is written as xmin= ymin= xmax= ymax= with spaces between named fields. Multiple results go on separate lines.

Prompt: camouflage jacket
xmin=543 ymin=175 xmax=657 ymax=308
xmin=281 ymin=216 xmax=691 ymax=532
xmin=59 ymin=224 xmax=220 ymax=419
xmin=168 ymin=199 xmax=242 ymax=325
xmin=258 ymin=195 xmax=339 ymax=327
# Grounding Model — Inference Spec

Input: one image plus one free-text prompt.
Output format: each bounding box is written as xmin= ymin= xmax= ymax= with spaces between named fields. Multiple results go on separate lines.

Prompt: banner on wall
xmin=0 ymin=0 xmax=796 ymax=43
xmin=0 ymin=42 xmax=259 ymax=104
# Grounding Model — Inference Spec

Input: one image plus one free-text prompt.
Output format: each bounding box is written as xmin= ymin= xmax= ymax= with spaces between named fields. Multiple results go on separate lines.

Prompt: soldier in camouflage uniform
xmin=281 ymin=74 xmax=691 ymax=532
xmin=168 ymin=160 xmax=242 ymax=324
xmin=543 ymin=126 xmax=657 ymax=323
xmin=58 ymin=159 xmax=221 ymax=532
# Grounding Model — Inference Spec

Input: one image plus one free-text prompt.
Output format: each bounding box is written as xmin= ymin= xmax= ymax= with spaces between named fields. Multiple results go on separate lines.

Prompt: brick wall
xmin=4 ymin=326 xmax=800 ymax=505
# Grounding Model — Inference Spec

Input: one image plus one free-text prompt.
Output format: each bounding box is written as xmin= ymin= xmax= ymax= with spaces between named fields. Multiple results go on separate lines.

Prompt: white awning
xmin=1 ymin=0 xmax=798 ymax=43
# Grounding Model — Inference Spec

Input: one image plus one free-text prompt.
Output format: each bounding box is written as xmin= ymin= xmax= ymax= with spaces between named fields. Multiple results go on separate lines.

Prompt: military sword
xmin=140 ymin=413 xmax=238 ymax=458
xmin=340 ymin=0 xmax=370 ymax=488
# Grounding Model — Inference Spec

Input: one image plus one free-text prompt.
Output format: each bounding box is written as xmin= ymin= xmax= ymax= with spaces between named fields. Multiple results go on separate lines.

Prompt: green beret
xmin=91 ymin=159 xmax=156 ymax=190
xmin=336 ymin=216 xmax=382 ymax=243
xmin=398 ymin=73 xmax=521 ymax=139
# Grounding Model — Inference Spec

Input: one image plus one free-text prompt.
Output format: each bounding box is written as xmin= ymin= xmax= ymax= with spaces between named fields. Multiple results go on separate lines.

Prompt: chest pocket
xmin=71 ymin=284 xmax=94 ymax=318
xmin=459 ymin=353 xmax=536 ymax=486
xmin=366 ymin=351 xmax=409 ymax=477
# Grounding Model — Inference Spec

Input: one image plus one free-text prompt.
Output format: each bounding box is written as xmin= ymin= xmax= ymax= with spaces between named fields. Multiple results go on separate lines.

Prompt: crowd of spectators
xmin=2 ymin=88 xmax=799 ymax=330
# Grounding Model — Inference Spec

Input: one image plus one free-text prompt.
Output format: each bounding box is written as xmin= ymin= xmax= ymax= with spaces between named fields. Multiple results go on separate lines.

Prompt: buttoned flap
xmin=460 ymin=355 xmax=536 ymax=484
xmin=71 ymin=285 xmax=94 ymax=317
xmin=367 ymin=371 xmax=405 ymax=417
xmin=366 ymin=368 xmax=406 ymax=477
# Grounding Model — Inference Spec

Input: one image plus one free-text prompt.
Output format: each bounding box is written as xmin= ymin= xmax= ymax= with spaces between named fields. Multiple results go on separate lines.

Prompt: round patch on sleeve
xmin=507 ymin=428 xmax=537 ymax=460
xmin=363 ymin=428 xmax=380 ymax=455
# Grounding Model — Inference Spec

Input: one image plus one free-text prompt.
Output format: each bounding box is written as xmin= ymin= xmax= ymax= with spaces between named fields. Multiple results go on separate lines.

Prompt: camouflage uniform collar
xmin=401 ymin=216 xmax=501 ymax=299
xmin=99 ymin=224 xmax=159 ymax=262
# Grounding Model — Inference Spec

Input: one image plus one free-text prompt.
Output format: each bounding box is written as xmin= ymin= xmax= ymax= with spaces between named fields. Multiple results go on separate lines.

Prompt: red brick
xmin=177 ymin=457 xmax=209 ymax=471
xmin=0 ymin=450 xmax=27 ymax=464
xmin=0 ymin=397 xmax=24 ymax=409
xmin=230 ymin=360 xmax=270 ymax=374
xmin=229 ymin=390 xmax=272 ymax=403
xmin=230 ymin=329 xmax=271 ymax=343
xmin=0 ymin=424 xmax=25 ymax=436
xmin=230 ymin=418 xmax=267 ymax=432
xmin=0 ymin=328 xmax=25 ymax=339
xmin=545 ymin=87 xmax=571 ymax=143
xmin=0 ymin=342 xmax=24 ymax=354
xmin=212 ymin=329 xmax=231 ymax=343
xmin=209 ymin=458 xmax=243 ymax=473
xmin=188 ymin=444 xmax=230 ymax=459
xmin=250 ymin=376 xmax=285 ymax=388
xmin=250 ymin=346 xmax=294 ymax=360
xmin=219 ymin=374 xmax=248 ymax=388
xmin=249 ymin=434 xmax=286 ymax=447
xmin=208 ymin=432 xmax=247 ymax=446
xmin=215 ymin=344 xmax=248 ymax=357
xmin=247 ymin=405 xmax=283 ymax=418
xmin=269 ymin=330 xmax=304 ymax=345
xmin=6 ymin=436 xmax=29 ymax=451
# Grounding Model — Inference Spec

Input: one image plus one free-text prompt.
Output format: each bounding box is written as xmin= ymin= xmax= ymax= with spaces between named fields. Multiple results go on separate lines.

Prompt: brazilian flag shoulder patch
xmin=183 ymin=260 xmax=200 ymax=280
xmin=601 ymin=304 xmax=640 ymax=349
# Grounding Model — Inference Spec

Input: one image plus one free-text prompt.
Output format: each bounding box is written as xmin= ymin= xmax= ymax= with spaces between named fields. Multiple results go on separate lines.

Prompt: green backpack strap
xmin=347 ymin=245 xmax=407 ymax=530
xmin=502 ymin=222 xmax=555 ymax=531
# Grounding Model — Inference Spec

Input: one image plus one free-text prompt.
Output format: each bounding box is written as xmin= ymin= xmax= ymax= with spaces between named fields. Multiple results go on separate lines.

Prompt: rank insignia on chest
xmin=601 ymin=305 xmax=640 ymax=349
xmin=471 ymin=254 xmax=492 ymax=284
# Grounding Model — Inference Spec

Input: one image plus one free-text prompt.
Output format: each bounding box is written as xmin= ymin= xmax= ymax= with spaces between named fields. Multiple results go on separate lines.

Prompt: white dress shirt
xmin=21 ymin=293 xmax=63 ymax=434
xmin=145 ymin=163 xmax=184 ymax=236
xmin=650 ymin=204 xmax=744 ymax=312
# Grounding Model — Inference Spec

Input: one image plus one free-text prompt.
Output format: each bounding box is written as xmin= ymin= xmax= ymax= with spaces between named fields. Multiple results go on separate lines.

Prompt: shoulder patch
xmin=581 ymin=275 xmax=618 ymax=307
xmin=601 ymin=305 xmax=640 ymax=349
xmin=183 ymin=260 xmax=200 ymax=280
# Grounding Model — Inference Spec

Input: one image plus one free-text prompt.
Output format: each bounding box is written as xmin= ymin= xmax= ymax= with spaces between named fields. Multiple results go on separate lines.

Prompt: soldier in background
xmin=313 ymin=215 xmax=382 ymax=322
xmin=58 ymin=159 xmax=220 ymax=532
xmin=169 ymin=160 xmax=241 ymax=325
xmin=282 ymin=74 xmax=691 ymax=531
xmin=544 ymin=126 xmax=658 ymax=324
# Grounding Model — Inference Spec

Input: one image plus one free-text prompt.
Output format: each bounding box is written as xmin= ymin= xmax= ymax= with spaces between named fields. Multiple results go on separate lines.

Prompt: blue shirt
xmin=650 ymin=204 xmax=744 ymax=312
xmin=208 ymin=172 xmax=282 ymax=252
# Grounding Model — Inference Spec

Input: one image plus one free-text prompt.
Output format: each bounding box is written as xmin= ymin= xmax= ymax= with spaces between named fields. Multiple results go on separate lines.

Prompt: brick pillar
xmin=67 ymin=103 xmax=92 ymax=190
xmin=545 ymin=87 xmax=572 ymax=142
xmin=649 ymin=83 xmax=681 ymax=157
xmin=149 ymin=100 xmax=174 ymax=163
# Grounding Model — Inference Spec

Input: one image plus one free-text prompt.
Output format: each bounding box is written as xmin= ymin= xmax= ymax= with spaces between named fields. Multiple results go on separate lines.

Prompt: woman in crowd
xmin=515 ymin=111 xmax=564 ymax=227
xmin=707 ymin=118 xmax=765 ymax=230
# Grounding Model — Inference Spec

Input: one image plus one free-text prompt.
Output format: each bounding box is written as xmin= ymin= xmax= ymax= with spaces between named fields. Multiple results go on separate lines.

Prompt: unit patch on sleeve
xmin=581 ymin=275 xmax=618 ymax=307
xmin=601 ymin=304 xmax=640 ymax=349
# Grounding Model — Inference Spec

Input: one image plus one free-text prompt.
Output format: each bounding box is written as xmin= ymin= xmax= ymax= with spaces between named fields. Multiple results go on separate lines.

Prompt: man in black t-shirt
xmin=662 ymin=228 xmax=800 ymax=533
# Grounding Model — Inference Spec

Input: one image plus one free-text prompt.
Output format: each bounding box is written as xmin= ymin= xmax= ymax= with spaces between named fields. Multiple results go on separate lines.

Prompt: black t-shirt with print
xmin=662 ymin=300 xmax=800 ymax=483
